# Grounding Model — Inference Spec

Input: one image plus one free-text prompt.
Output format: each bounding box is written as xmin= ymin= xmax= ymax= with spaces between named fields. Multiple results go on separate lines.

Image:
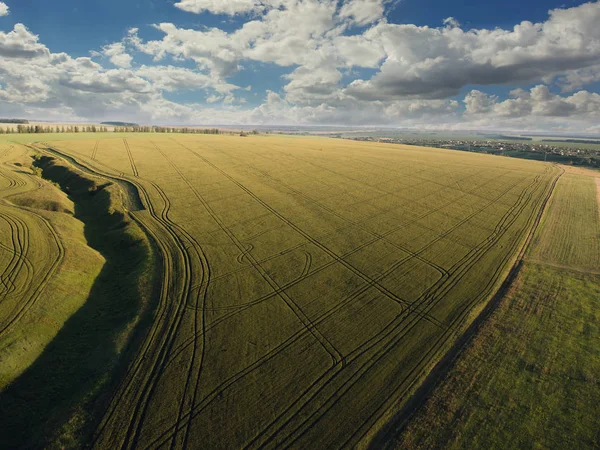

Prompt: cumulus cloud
xmin=2 ymin=0 xmax=600 ymax=131
xmin=174 ymin=0 xmax=265 ymax=15
xmin=0 ymin=23 xmax=239 ymax=123
xmin=556 ymin=64 xmax=600 ymax=92
xmin=345 ymin=1 xmax=600 ymax=100
xmin=464 ymin=85 xmax=600 ymax=119
xmin=0 ymin=2 xmax=9 ymax=17
xmin=0 ymin=24 xmax=50 ymax=59
xmin=174 ymin=0 xmax=388 ymax=26
xmin=128 ymin=0 xmax=384 ymax=101
xmin=338 ymin=0 xmax=386 ymax=26
xmin=102 ymin=42 xmax=133 ymax=68
xmin=130 ymin=0 xmax=600 ymax=109
xmin=135 ymin=65 xmax=238 ymax=94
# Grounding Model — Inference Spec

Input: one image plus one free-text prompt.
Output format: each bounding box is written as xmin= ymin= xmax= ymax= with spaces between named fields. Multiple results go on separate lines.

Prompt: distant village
xmin=344 ymin=136 xmax=600 ymax=168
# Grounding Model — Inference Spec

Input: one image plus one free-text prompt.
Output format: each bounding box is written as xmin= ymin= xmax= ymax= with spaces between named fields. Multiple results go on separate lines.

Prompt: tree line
xmin=0 ymin=124 xmax=261 ymax=135
xmin=0 ymin=125 xmax=109 ymax=134
xmin=113 ymin=126 xmax=224 ymax=134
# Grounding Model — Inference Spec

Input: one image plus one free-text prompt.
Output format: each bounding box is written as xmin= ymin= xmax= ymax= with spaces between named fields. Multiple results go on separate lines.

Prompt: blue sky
xmin=6 ymin=0 xmax=588 ymax=57
xmin=1 ymin=0 xmax=599 ymax=132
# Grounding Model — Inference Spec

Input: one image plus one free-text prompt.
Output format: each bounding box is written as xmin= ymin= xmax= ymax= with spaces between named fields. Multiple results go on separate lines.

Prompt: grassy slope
xmin=392 ymin=171 xmax=600 ymax=449
xmin=0 ymin=152 xmax=157 ymax=448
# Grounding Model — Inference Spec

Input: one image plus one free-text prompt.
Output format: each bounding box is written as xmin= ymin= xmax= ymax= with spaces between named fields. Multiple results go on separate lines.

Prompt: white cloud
xmin=0 ymin=24 xmax=232 ymax=122
xmin=556 ymin=64 xmax=600 ymax=92
xmin=174 ymin=0 xmax=266 ymax=15
xmin=0 ymin=2 xmax=9 ymax=17
xmin=1 ymin=1 xmax=600 ymax=132
xmin=174 ymin=0 xmax=387 ymax=26
xmin=442 ymin=17 xmax=460 ymax=28
xmin=338 ymin=0 xmax=386 ymax=26
xmin=464 ymin=90 xmax=499 ymax=114
xmin=135 ymin=65 xmax=238 ymax=94
xmin=346 ymin=1 xmax=600 ymax=100
xmin=0 ymin=24 xmax=50 ymax=59
xmin=132 ymin=0 xmax=600 ymax=109
xmin=464 ymin=85 xmax=600 ymax=119
xmin=102 ymin=42 xmax=133 ymax=68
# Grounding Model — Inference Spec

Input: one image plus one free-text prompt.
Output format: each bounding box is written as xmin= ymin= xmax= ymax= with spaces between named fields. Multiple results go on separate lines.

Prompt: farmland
xmin=0 ymin=134 xmax=562 ymax=448
xmin=388 ymin=170 xmax=600 ymax=449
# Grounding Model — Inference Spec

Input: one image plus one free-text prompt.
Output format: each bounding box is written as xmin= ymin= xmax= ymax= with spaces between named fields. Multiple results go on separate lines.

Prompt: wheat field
xmin=1 ymin=134 xmax=561 ymax=448
xmin=38 ymin=135 xmax=560 ymax=448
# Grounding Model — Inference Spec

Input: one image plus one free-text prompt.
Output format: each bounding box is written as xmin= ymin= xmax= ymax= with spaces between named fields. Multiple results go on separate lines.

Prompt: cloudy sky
xmin=1 ymin=0 xmax=600 ymax=132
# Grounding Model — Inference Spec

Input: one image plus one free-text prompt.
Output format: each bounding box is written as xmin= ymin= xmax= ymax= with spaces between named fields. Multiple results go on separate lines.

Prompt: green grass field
xmin=0 ymin=134 xmax=564 ymax=448
xmin=390 ymin=170 xmax=600 ymax=449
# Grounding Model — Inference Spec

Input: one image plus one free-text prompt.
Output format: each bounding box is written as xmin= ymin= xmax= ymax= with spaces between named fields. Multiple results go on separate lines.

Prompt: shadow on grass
xmin=0 ymin=157 xmax=157 ymax=448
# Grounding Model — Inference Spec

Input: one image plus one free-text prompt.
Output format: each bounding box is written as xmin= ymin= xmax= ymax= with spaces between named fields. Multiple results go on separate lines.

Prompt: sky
xmin=1 ymin=0 xmax=600 ymax=132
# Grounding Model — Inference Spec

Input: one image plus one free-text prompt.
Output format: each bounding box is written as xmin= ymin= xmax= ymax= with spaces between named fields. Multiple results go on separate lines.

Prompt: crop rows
xmin=45 ymin=135 xmax=560 ymax=449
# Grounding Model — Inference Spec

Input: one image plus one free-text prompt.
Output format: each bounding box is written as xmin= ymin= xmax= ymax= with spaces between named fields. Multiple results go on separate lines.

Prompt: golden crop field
xmin=44 ymin=135 xmax=561 ymax=448
xmin=1 ymin=135 xmax=562 ymax=448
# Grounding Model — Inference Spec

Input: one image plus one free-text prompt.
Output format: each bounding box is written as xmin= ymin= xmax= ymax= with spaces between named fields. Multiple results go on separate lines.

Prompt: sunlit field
xmin=0 ymin=135 xmax=560 ymax=447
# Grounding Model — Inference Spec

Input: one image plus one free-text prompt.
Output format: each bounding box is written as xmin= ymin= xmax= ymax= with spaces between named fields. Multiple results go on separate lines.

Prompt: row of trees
xmin=0 ymin=124 xmax=261 ymax=135
xmin=113 ymin=126 xmax=224 ymax=134
xmin=0 ymin=125 xmax=110 ymax=134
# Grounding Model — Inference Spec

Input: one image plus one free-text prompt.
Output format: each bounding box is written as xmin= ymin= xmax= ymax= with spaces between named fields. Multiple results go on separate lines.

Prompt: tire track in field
xmin=155 ymin=155 xmax=532 ymax=392
xmin=137 ymin=144 xmax=554 ymax=449
xmin=180 ymin=141 xmax=449 ymax=327
xmin=144 ymin=150 xmax=536 ymax=444
xmin=240 ymin=168 xmax=550 ymax=449
xmin=0 ymin=145 xmax=14 ymax=159
xmin=236 ymin=243 xmax=254 ymax=265
xmin=353 ymin=166 xmax=565 ymax=449
xmin=152 ymin=141 xmax=343 ymax=419
xmin=92 ymin=140 xmax=99 ymax=160
xmin=233 ymin=152 xmax=449 ymax=277
xmin=0 ymin=206 xmax=65 ymax=338
xmin=0 ymin=163 xmax=28 ymax=193
xmin=225 ymin=141 xmax=509 ymax=279
xmin=154 ymin=139 xmax=522 ymax=444
xmin=181 ymin=163 xmax=510 ymax=312
xmin=96 ymin=176 xmax=207 ymax=450
xmin=135 ymin=145 xmax=552 ymax=450
xmin=138 ymin=184 xmax=208 ymax=450
xmin=123 ymin=139 xmax=139 ymax=177
xmin=274 ymin=168 xmax=560 ymax=449
xmin=172 ymin=149 xmax=548 ymax=450
xmin=300 ymin=251 xmax=312 ymax=280
xmin=0 ymin=211 xmax=33 ymax=297
xmin=44 ymin=142 xmax=556 ymax=450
